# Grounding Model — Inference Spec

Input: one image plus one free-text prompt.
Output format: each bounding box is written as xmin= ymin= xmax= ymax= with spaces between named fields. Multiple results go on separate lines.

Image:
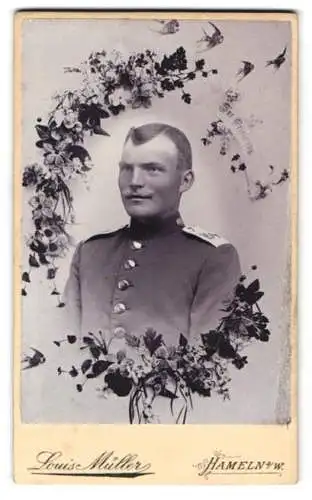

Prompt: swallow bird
xmin=266 ymin=46 xmax=287 ymax=70
xmin=237 ymin=60 xmax=255 ymax=81
xmin=196 ymin=22 xmax=224 ymax=50
xmin=153 ymin=19 xmax=180 ymax=35
xmin=22 ymin=348 xmax=46 ymax=370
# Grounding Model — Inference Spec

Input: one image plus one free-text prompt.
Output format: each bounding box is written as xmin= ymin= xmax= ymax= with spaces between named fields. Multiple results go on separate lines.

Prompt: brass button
xmin=117 ymin=279 xmax=131 ymax=291
xmin=124 ymin=258 xmax=137 ymax=270
xmin=113 ymin=326 xmax=126 ymax=337
xmin=131 ymin=240 xmax=143 ymax=250
xmin=112 ymin=302 xmax=127 ymax=314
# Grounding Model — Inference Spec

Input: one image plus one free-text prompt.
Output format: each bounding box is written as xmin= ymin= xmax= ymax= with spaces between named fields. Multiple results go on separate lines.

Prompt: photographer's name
xmin=28 ymin=450 xmax=153 ymax=477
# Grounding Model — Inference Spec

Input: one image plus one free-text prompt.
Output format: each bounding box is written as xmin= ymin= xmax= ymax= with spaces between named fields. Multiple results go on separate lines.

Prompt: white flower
xmin=53 ymin=109 xmax=65 ymax=127
xmin=29 ymin=193 xmax=54 ymax=218
xmin=109 ymin=88 xmax=128 ymax=107
xmin=105 ymin=69 xmax=116 ymax=81
xmin=62 ymin=110 xmax=78 ymax=129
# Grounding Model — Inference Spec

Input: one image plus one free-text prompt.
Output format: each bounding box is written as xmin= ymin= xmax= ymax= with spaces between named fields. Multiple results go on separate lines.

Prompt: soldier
xmin=63 ymin=122 xmax=241 ymax=346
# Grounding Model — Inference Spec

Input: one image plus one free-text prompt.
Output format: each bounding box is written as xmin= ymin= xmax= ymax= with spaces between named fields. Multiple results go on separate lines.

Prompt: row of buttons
xmin=112 ymin=241 xmax=143 ymax=326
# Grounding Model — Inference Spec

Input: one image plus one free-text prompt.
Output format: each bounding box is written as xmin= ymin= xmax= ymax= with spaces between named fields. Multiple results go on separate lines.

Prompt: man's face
xmin=118 ymin=133 xmax=192 ymax=221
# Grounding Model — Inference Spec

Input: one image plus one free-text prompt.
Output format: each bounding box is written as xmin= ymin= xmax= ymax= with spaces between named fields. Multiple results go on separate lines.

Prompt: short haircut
xmin=124 ymin=122 xmax=193 ymax=171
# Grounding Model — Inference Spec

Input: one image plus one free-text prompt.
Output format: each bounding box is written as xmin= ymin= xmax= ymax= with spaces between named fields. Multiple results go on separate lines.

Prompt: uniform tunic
xmin=63 ymin=214 xmax=241 ymax=346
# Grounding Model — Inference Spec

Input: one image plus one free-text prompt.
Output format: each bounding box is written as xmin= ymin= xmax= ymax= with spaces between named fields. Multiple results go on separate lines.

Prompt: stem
xmin=244 ymin=169 xmax=252 ymax=197
xmin=106 ymin=335 xmax=114 ymax=350
xmin=175 ymin=403 xmax=186 ymax=424
xmin=89 ymin=331 xmax=103 ymax=348
xmin=255 ymin=302 xmax=262 ymax=314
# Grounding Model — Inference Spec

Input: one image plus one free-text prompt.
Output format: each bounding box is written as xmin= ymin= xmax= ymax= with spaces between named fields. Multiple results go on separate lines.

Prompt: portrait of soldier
xmin=63 ymin=122 xmax=241 ymax=345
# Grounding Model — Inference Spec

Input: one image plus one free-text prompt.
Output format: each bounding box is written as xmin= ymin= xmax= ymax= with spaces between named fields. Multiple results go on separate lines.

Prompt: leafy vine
xmin=21 ymin=47 xmax=213 ymax=299
xmin=45 ymin=268 xmax=271 ymax=424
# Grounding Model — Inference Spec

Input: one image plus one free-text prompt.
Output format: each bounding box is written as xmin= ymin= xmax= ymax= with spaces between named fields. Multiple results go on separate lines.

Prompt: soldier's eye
xmin=119 ymin=162 xmax=132 ymax=172
xmin=145 ymin=164 xmax=163 ymax=173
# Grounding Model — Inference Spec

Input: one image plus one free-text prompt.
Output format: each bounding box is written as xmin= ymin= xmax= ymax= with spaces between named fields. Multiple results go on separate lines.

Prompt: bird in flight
xmin=153 ymin=19 xmax=180 ymax=35
xmin=266 ymin=46 xmax=287 ymax=70
xmin=22 ymin=348 xmax=46 ymax=370
xmin=196 ymin=22 xmax=224 ymax=51
xmin=237 ymin=60 xmax=255 ymax=81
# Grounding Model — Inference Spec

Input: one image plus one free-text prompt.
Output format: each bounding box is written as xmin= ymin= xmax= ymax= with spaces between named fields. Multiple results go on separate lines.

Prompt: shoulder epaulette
xmin=182 ymin=225 xmax=229 ymax=247
xmin=84 ymin=225 xmax=127 ymax=243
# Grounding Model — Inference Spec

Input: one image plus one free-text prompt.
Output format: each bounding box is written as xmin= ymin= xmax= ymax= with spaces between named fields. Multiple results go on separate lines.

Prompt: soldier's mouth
xmin=126 ymin=195 xmax=152 ymax=200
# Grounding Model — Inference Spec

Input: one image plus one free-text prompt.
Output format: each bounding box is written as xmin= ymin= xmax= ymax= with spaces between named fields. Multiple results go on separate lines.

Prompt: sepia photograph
xmin=13 ymin=10 xmax=297 ymax=485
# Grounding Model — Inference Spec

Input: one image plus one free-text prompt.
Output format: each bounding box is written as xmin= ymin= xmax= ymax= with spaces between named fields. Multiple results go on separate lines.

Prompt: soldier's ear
xmin=179 ymin=169 xmax=194 ymax=193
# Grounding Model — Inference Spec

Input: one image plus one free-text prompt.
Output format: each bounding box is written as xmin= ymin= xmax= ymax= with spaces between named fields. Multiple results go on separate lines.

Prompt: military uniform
xmin=63 ymin=214 xmax=241 ymax=346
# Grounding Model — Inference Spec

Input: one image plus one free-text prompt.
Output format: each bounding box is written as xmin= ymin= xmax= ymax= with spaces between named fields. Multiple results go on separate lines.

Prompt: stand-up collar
xmin=127 ymin=213 xmax=184 ymax=240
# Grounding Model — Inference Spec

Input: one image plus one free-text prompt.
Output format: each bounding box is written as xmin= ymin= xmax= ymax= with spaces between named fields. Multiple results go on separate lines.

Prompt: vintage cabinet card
xmin=14 ymin=10 xmax=298 ymax=484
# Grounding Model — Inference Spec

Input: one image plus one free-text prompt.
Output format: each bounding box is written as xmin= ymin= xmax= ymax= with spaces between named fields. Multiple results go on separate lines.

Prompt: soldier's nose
xmin=130 ymin=166 xmax=145 ymax=188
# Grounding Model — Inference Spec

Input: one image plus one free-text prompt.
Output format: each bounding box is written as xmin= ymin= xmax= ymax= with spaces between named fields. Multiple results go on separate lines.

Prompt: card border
xmin=13 ymin=10 xmax=298 ymax=485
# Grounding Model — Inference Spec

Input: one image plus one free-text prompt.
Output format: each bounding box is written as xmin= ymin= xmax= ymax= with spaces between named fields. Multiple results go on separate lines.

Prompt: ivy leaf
xmin=35 ymin=138 xmax=56 ymax=149
xmin=35 ymin=124 xmax=50 ymax=140
xmin=69 ymin=366 xmax=79 ymax=377
xmin=124 ymin=332 xmax=140 ymax=348
xmin=232 ymin=356 xmax=248 ymax=369
xmin=201 ymin=331 xmax=219 ymax=348
xmin=217 ymin=338 xmax=237 ymax=359
xmin=93 ymin=126 xmax=110 ymax=136
xmin=39 ymin=253 xmax=49 ymax=265
xmin=95 ymin=104 xmax=110 ymax=119
xmin=21 ymin=288 xmax=27 ymax=296
xmin=181 ymin=93 xmax=191 ymax=104
xmin=22 ymin=272 xmax=31 ymax=283
xmin=159 ymin=387 xmax=179 ymax=399
xmin=105 ymin=371 xmax=132 ymax=397
xmin=259 ymin=329 xmax=270 ymax=342
xmin=174 ymin=80 xmax=184 ymax=89
xmin=81 ymin=164 xmax=92 ymax=172
xmin=242 ymin=280 xmax=264 ymax=305
xmin=247 ymin=279 xmax=260 ymax=294
xmin=29 ymin=254 xmax=40 ymax=268
xmin=81 ymin=359 xmax=92 ymax=374
xmin=76 ymin=384 xmax=83 ymax=393
xmin=67 ymin=145 xmax=91 ymax=164
xmin=195 ymin=59 xmax=205 ymax=71
xmin=179 ymin=333 xmax=188 ymax=348
xmin=92 ymin=360 xmax=112 ymax=377
xmin=143 ymin=328 xmax=163 ymax=355
xmin=53 ymin=341 xmax=61 ymax=347
xmin=108 ymin=104 xmax=125 ymax=116
xmin=30 ymin=239 xmax=47 ymax=254
xmin=82 ymin=336 xmax=94 ymax=345
xmin=246 ymin=325 xmax=259 ymax=338
xmin=247 ymin=291 xmax=264 ymax=305
xmin=51 ymin=289 xmax=60 ymax=296
xmin=235 ymin=283 xmax=247 ymax=299
xmin=47 ymin=267 xmax=57 ymax=280
xmin=90 ymin=346 xmax=101 ymax=359
xmin=57 ymin=302 xmax=66 ymax=308
xmin=67 ymin=335 xmax=77 ymax=344
xmin=187 ymin=71 xmax=196 ymax=80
